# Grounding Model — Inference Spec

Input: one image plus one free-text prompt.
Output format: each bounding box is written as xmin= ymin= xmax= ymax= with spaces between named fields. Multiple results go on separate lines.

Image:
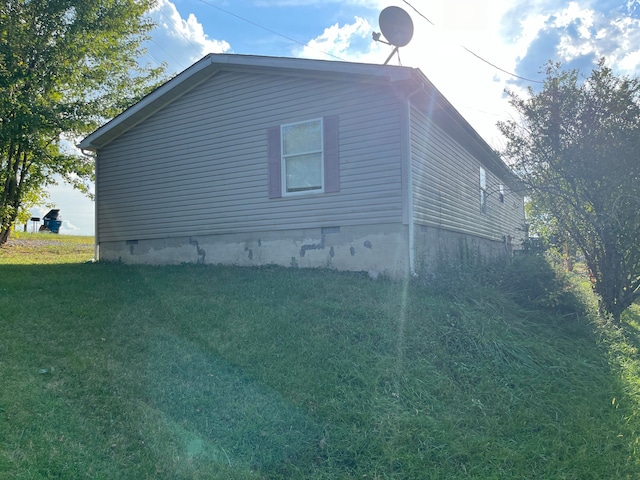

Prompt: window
xmin=498 ymin=184 xmax=505 ymax=204
xmin=282 ymin=119 xmax=323 ymax=193
xmin=479 ymin=167 xmax=487 ymax=214
xmin=268 ymin=116 xmax=340 ymax=198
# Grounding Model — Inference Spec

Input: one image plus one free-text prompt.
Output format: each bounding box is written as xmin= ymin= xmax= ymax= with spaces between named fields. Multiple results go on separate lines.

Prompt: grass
xmin=1 ymin=237 xmax=640 ymax=478
xmin=0 ymin=232 xmax=94 ymax=264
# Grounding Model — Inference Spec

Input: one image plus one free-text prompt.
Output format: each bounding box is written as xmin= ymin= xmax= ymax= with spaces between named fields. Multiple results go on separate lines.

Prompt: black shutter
xmin=323 ymin=115 xmax=340 ymax=193
xmin=267 ymin=126 xmax=282 ymax=198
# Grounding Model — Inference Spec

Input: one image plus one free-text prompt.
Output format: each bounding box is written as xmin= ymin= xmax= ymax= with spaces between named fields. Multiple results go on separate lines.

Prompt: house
xmin=79 ymin=54 xmax=525 ymax=278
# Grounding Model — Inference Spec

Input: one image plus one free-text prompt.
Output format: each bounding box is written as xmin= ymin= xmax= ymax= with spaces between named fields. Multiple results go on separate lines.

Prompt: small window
xmin=268 ymin=116 xmax=340 ymax=199
xmin=498 ymin=184 xmax=505 ymax=203
xmin=282 ymin=119 xmax=323 ymax=194
xmin=479 ymin=167 xmax=487 ymax=214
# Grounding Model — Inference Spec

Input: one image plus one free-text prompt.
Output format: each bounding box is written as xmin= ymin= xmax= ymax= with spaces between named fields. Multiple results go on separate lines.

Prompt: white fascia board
xmin=208 ymin=54 xmax=415 ymax=82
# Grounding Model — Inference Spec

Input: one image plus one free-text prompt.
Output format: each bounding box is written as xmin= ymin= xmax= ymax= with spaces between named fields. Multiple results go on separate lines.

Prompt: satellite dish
xmin=379 ymin=6 xmax=414 ymax=48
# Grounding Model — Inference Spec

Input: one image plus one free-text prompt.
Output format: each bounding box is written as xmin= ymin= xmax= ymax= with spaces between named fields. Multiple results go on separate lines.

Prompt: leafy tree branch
xmin=499 ymin=60 xmax=640 ymax=322
xmin=0 ymin=0 xmax=165 ymax=243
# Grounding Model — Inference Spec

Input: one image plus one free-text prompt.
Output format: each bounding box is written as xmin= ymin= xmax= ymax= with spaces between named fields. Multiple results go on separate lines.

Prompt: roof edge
xmin=78 ymin=54 xmax=414 ymax=151
xmin=78 ymin=55 xmax=217 ymax=151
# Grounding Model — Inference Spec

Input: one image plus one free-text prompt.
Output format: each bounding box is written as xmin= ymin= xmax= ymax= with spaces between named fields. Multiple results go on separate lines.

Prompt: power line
xmin=402 ymin=0 xmax=434 ymax=26
xmin=178 ymin=0 xmax=543 ymax=85
xmin=196 ymin=0 xmax=347 ymax=61
xmin=146 ymin=37 xmax=189 ymax=71
xmin=139 ymin=47 xmax=168 ymax=70
xmin=156 ymin=5 xmax=205 ymax=60
xmin=402 ymin=0 xmax=543 ymax=84
xmin=462 ymin=46 xmax=543 ymax=84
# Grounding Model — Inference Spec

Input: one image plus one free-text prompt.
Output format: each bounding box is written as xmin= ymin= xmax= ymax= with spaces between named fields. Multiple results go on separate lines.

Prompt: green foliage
xmin=524 ymin=199 xmax=562 ymax=248
xmin=499 ymin=60 xmax=640 ymax=322
xmin=0 ymin=0 xmax=165 ymax=243
xmin=429 ymin=251 xmax=583 ymax=315
xmin=502 ymin=252 xmax=584 ymax=314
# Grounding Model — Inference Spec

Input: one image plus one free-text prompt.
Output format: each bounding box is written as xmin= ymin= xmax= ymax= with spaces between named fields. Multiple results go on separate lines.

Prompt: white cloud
xmin=146 ymin=0 xmax=231 ymax=73
xmin=606 ymin=16 xmax=640 ymax=74
xmin=619 ymin=48 xmax=640 ymax=71
xmin=40 ymin=181 xmax=95 ymax=236
xmin=295 ymin=17 xmax=377 ymax=61
xmin=504 ymin=0 xmax=640 ymax=78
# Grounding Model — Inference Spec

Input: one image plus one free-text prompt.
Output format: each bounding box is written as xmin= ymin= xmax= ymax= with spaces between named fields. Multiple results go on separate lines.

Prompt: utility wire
xmin=139 ymin=47 xmax=168 ymax=70
xmin=462 ymin=46 xmax=543 ymax=84
xmin=156 ymin=5 xmax=205 ymax=61
xmin=190 ymin=0 xmax=542 ymax=85
xmin=402 ymin=0 xmax=434 ymax=25
xmin=402 ymin=0 xmax=543 ymax=84
xmin=146 ymin=37 xmax=189 ymax=71
xmin=196 ymin=0 xmax=347 ymax=61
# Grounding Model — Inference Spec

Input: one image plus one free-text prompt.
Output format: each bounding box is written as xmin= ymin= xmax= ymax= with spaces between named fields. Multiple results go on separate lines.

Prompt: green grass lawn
xmin=1 ymin=236 xmax=640 ymax=478
xmin=0 ymin=232 xmax=94 ymax=264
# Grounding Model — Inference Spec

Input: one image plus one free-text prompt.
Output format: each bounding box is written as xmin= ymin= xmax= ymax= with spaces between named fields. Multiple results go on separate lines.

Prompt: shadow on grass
xmin=0 ymin=263 xmax=323 ymax=477
xmin=143 ymin=331 xmax=321 ymax=470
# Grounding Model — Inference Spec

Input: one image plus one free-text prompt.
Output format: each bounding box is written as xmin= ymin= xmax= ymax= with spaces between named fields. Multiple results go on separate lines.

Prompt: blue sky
xmin=42 ymin=0 xmax=640 ymax=236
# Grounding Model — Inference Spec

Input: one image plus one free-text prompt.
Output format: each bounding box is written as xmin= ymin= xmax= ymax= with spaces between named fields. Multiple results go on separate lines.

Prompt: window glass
xmin=479 ymin=167 xmax=487 ymax=214
xmin=285 ymin=153 xmax=322 ymax=192
xmin=283 ymin=121 xmax=322 ymax=155
xmin=282 ymin=119 xmax=323 ymax=194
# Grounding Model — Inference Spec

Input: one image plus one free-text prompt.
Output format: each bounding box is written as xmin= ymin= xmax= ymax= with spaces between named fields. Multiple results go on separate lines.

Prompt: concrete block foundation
xmin=98 ymin=223 xmax=411 ymax=279
xmin=97 ymin=223 xmax=517 ymax=279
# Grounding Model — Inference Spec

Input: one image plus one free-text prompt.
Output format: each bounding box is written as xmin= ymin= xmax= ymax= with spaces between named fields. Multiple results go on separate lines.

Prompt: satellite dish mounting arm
xmin=373 ymin=7 xmax=414 ymax=66
xmin=383 ymin=46 xmax=400 ymax=66
xmin=372 ymin=31 xmax=400 ymax=65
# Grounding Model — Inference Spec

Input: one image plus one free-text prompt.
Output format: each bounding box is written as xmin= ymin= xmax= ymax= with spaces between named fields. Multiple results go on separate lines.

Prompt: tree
xmin=499 ymin=61 xmax=640 ymax=323
xmin=0 ymin=0 xmax=164 ymax=243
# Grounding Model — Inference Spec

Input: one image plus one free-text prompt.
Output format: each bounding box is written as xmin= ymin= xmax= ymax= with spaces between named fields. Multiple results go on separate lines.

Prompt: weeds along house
xmin=79 ymin=54 xmax=525 ymax=278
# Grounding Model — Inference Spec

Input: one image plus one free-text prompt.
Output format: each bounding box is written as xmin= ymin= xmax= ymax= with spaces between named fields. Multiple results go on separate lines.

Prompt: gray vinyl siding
xmin=97 ymin=71 xmax=405 ymax=242
xmin=410 ymin=104 xmax=524 ymax=242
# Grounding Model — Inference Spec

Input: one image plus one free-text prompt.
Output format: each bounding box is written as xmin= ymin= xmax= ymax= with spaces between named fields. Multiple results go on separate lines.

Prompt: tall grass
xmin=1 ymin=238 xmax=639 ymax=478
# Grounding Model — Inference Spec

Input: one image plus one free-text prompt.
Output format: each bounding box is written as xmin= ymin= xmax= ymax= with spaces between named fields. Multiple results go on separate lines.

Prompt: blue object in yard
xmin=42 ymin=209 xmax=62 ymax=234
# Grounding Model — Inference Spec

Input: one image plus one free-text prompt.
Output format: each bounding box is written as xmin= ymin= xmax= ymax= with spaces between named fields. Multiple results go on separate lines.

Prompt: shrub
xmin=502 ymin=253 xmax=582 ymax=314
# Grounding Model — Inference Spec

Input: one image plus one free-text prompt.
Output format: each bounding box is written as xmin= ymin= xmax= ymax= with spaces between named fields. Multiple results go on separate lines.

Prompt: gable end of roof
xmin=78 ymin=54 xmax=414 ymax=151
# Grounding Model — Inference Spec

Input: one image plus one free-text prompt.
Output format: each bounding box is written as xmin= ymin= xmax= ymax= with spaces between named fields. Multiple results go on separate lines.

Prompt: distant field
xmin=1 ymin=236 xmax=640 ymax=478
xmin=0 ymin=232 xmax=94 ymax=264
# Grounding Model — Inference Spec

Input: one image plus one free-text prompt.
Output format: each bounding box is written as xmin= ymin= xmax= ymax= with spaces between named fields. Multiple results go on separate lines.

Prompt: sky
xmin=39 ymin=0 xmax=640 ymax=236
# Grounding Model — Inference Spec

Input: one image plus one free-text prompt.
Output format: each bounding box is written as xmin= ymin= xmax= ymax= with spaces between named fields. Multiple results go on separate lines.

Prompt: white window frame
xmin=281 ymin=118 xmax=325 ymax=196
